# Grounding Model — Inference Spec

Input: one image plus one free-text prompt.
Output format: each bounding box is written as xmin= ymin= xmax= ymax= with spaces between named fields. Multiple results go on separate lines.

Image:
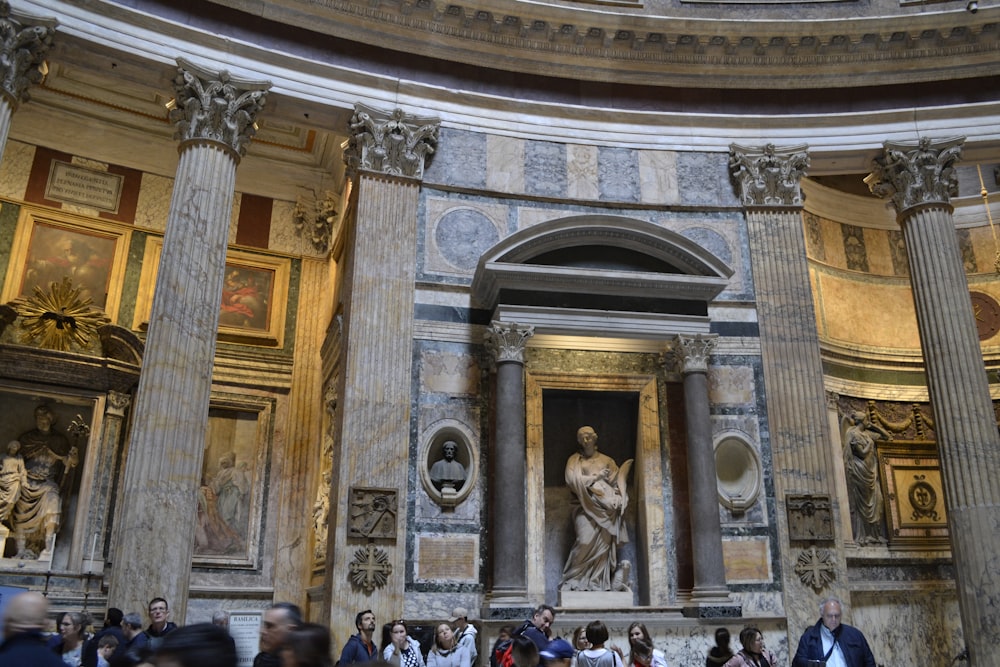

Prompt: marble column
xmin=729 ymin=144 xmax=849 ymax=631
xmin=108 ymin=59 xmax=269 ymax=621
xmin=866 ymin=137 xmax=1000 ymax=665
xmin=483 ymin=321 xmax=534 ymax=608
xmin=672 ymin=334 xmax=730 ymax=604
xmin=0 ymin=3 xmax=57 ymax=164
xmin=324 ymin=104 xmax=438 ymax=642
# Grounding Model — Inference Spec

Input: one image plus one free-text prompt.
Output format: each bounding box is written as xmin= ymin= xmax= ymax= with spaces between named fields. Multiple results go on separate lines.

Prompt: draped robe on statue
xmin=561 ymin=450 xmax=632 ymax=591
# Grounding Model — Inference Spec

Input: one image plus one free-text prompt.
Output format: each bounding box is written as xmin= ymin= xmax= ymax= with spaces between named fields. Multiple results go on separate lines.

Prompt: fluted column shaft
xmin=730 ymin=144 xmax=848 ymax=632
xmin=325 ymin=104 xmax=438 ymax=643
xmin=484 ymin=322 xmax=534 ymax=602
xmin=0 ymin=5 xmax=56 ymax=164
xmin=108 ymin=60 xmax=269 ymax=621
xmin=675 ymin=335 xmax=730 ymax=601
xmin=867 ymin=137 xmax=1000 ymax=665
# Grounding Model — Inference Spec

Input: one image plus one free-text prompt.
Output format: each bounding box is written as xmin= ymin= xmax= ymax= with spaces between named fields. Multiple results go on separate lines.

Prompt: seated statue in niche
xmin=561 ymin=426 xmax=633 ymax=592
xmin=11 ymin=405 xmax=79 ymax=560
xmin=842 ymin=410 xmax=890 ymax=545
xmin=429 ymin=440 xmax=467 ymax=494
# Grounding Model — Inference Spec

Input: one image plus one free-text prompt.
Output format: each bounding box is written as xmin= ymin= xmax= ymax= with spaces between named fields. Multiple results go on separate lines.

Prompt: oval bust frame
xmin=713 ymin=430 xmax=762 ymax=513
xmin=419 ymin=419 xmax=477 ymax=509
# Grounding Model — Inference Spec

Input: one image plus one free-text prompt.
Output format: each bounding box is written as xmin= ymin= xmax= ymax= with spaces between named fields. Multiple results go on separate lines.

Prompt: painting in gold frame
xmin=878 ymin=441 xmax=950 ymax=550
xmin=1 ymin=206 xmax=130 ymax=322
xmin=193 ymin=393 xmax=273 ymax=567
xmin=132 ymin=236 xmax=290 ymax=347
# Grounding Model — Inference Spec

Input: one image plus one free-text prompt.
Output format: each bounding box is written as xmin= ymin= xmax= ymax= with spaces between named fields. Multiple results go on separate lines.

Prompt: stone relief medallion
xmin=970 ymin=291 xmax=1000 ymax=341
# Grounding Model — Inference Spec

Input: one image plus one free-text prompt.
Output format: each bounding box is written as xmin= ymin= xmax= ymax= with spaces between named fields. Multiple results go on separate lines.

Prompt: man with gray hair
xmin=792 ymin=597 xmax=876 ymax=667
xmin=121 ymin=612 xmax=150 ymax=663
xmin=0 ymin=590 xmax=65 ymax=666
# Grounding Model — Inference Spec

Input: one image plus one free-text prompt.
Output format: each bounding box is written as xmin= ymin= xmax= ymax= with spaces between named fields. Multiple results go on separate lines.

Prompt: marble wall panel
xmin=424 ymin=199 xmax=507 ymax=277
xmin=969 ymin=226 xmax=998 ymax=275
xmin=525 ymin=141 xmax=567 ymax=198
xmin=598 ymin=146 xmax=640 ymax=203
xmin=862 ymin=222 xmax=895 ymax=276
xmin=0 ymin=140 xmax=33 ymax=200
xmin=134 ymin=172 xmax=172 ymax=232
xmin=268 ymin=198 xmax=315 ymax=257
xmin=819 ymin=216 xmax=848 ymax=269
xmin=638 ymin=151 xmax=679 ymax=205
xmin=486 ymin=135 xmax=526 ymax=194
xmin=425 ymin=128 xmax=487 ymax=190
xmin=227 ymin=194 xmax=243 ymax=246
xmin=851 ymin=590 xmax=963 ymax=667
xmin=566 ymin=144 xmax=599 ymax=201
xmin=675 ymin=152 xmax=740 ymax=208
xmin=708 ymin=364 xmax=755 ymax=406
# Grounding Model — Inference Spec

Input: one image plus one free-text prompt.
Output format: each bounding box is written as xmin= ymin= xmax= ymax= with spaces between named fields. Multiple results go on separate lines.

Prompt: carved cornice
xmin=344 ymin=103 xmax=440 ymax=179
xmin=730 ymin=143 xmax=810 ymax=208
xmin=170 ymin=57 xmax=271 ymax=159
xmin=865 ymin=136 xmax=964 ymax=214
xmin=202 ymin=0 xmax=1000 ymax=89
xmin=0 ymin=1 xmax=56 ymax=109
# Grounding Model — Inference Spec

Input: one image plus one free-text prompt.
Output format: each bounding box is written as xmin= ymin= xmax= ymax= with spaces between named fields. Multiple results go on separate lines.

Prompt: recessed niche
xmin=714 ymin=432 xmax=762 ymax=512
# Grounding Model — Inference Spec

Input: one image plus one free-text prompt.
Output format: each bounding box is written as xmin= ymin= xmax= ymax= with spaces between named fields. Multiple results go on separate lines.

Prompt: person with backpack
xmin=575 ymin=621 xmax=623 ymax=667
xmin=491 ymin=605 xmax=556 ymax=667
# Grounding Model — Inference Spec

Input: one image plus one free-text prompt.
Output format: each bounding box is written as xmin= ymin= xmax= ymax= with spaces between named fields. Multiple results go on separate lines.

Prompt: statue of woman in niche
xmin=561 ymin=426 xmax=633 ymax=592
xmin=843 ymin=410 xmax=890 ymax=545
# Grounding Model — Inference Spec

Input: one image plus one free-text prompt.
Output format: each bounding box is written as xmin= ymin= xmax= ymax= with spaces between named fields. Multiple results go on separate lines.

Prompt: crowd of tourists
xmin=0 ymin=590 xmax=875 ymax=667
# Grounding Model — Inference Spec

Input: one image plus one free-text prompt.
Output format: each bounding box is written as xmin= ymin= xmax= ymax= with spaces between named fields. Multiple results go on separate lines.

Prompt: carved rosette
xmin=344 ymin=103 xmax=440 ymax=179
xmin=484 ymin=320 xmax=535 ymax=364
xmin=169 ymin=58 xmax=271 ymax=159
xmin=672 ymin=334 xmax=718 ymax=375
xmin=729 ymin=143 xmax=809 ymax=208
xmin=0 ymin=2 xmax=56 ymax=109
xmin=864 ymin=137 xmax=964 ymax=214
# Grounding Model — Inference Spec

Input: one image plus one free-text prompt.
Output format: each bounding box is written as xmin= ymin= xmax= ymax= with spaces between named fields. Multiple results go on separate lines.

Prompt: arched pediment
xmin=472 ymin=215 xmax=733 ymax=309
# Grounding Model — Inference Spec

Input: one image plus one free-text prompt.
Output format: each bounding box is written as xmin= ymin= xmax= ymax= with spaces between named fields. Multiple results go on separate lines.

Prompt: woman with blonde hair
xmin=428 ymin=622 xmax=470 ymax=667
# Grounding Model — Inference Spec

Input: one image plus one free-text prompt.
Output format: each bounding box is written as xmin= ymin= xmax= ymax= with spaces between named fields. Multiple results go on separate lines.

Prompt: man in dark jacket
xmin=81 ymin=607 xmax=126 ymax=667
xmin=339 ymin=609 xmax=378 ymax=664
xmin=0 ymin=590 xmax=66 ymax=667
xmin=792 ymin=598 xmax=876 ymax=667
xmin=253 ymin=602 xmax=302 ymax=667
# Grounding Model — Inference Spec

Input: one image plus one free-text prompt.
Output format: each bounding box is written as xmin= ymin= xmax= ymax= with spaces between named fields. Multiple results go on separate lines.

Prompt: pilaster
xmin=866 ymin=137 xmax=1000 ymax=666
xmin=730 ymin=143 xmax=849 ymax=634
xmin=325 ymin=103 xmax=438 ymax=642
xmin=108 ymin=59 xmax=269 ymax=621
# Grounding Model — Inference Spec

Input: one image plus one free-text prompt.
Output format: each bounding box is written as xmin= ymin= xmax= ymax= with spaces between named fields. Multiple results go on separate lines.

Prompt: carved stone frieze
xmin=344 ymin=103 xmax=439 ymax=179
xmin=0 ymin=2 xmax=56 ymax=108
xmin=864 ymin=137 xmax=964 ymax=214
xmin=200 ymin=0 xmax=1000 ymax=89
xmin=347 ymin=486 xmax=397 ymax=540
xmin=348 ymin=543 xmax=392 ymax=593
xmin=170 ymin=58 xmax=271 ymax=159
xmin=730 ymin=143 xmax=809 ymax=208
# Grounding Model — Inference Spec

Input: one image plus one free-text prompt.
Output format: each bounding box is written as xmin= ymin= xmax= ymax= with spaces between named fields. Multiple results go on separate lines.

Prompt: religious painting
xmin=132 ymin=237 xmax=290 ymax=346
xmin=878 ymin=441 xmax=950 ymax=550
xmin=193 ymin=394 xmax=273 ymax=567
xmin=1 ymin=207 xmax=130 ymax=321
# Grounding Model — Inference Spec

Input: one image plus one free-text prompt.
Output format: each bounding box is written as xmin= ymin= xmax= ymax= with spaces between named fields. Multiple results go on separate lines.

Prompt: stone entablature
xmin=199 ymin=0 xmax=999 ymax=88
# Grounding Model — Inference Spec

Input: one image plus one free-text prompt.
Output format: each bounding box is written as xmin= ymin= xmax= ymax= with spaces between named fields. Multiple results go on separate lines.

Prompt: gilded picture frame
xmin=193 ymin=393 xmax=274 ymax=567
xmin=1 ymin=206 xmax=130 ymax=322
xmin=132 ymin=237 xmax=290 ymax=347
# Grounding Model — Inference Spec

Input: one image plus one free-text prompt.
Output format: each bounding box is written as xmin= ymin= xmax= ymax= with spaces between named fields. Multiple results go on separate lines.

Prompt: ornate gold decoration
xmin=794 ymin=546 xmax=836 ymax=592
xmin=13 ymin=277 xmax=110 ymax=351
xmin=348 ymin=543 xmax=392 ymax=593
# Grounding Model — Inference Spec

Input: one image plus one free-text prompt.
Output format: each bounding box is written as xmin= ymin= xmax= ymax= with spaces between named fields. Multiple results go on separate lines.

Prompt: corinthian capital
xmin=864 ymin=137 xmax=964 ymax=214
xmin=666 ymin=334 xmax=718 ymax=374
xmin=169 ymin=58 xmax=271 ymax=159
xmin=484 ymin=321 xmax=534 ymax=364
xmin=344 ymin=103 xmax=440 ymax=179
xmin=0 ymin=2 xmax=57 ymax=109
xmin=729 ymin=143 xmax=809 ymax=208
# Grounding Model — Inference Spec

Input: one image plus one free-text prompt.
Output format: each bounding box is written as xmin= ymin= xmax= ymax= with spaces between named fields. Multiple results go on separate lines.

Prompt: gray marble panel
xmin=426 ymin=128 xmax=487 ymax=189
xmin=524 ymin=141 xmax=567 ymax=198
xmin=676 ymin=152 xmax=741 ymax=208
xmin=598 ymin=146 xmax=640 ymax=202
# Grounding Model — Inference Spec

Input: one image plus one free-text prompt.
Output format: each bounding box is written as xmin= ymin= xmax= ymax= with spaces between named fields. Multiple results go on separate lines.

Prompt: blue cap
xmin=541 ymin=639 xmax=575 ymax=661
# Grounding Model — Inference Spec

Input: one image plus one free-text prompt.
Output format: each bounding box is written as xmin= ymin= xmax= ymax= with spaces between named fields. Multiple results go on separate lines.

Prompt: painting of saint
xmin=19 ymin=223 xmax=116 ymax=309
xmin=219 ymin=264 xmax=274 ymax=331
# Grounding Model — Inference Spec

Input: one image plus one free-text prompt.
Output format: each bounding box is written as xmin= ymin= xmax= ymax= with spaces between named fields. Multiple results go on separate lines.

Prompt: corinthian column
xmin=483 ymin=321 xmax=534 ymax=608
xmin=670 ymin=334 xmax=730 ymax=605
xmin=108 ymin=59 xmax=269 ymax=621
xmin=866 ymin=137 xmax=1000 ymax=665
xmin=0 ymin=2 xmax=57 ymax=164
xmin=730 ymin=144 xmax=848 ymax=630
xmin=324 ymin=104 xmax=438 ymax=642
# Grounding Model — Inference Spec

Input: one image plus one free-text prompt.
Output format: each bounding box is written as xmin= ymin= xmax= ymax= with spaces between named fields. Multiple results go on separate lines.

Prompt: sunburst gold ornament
xmin=13 ymin=277 xmax=109 ymax=351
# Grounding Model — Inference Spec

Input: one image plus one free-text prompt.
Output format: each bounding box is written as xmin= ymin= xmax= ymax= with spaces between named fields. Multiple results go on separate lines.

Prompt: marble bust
xmin=430 ymin=440 xmax=467 ymax=494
